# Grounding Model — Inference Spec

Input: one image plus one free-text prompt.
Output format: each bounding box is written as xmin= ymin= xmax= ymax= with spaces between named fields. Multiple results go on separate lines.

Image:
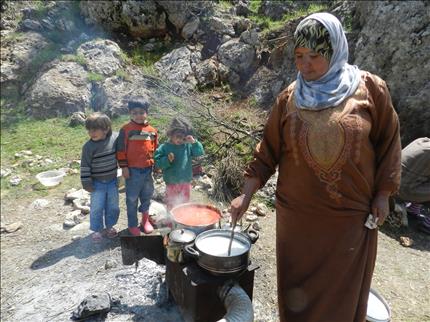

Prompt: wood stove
xmin=165 ymin=258 xmax=258 ymax=322
xmin=119 ymin=229 xmax=259 ymax=322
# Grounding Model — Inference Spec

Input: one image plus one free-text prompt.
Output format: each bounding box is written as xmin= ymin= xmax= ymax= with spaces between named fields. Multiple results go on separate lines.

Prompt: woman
xmin=230 ymin=12 xmax=401 ymax=322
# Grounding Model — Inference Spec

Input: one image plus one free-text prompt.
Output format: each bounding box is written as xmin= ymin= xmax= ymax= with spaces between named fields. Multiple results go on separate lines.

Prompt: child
xmin=80 ymin=112 xmax=120 ymax=242
xmin=154 ymin=117 xmax=204 ymax=210
xmin=117 ymin=97 xmax=158 ymax=236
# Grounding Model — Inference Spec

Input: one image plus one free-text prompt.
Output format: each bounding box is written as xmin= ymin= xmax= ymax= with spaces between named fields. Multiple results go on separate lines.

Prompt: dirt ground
xmin=1 ymin=184 xmax=429 ymax=322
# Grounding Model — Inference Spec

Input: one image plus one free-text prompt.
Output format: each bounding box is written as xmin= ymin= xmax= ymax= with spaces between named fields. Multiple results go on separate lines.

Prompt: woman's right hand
xmin=122 ymin=167 xmax=130 ymax=179
xmin=229 ymin=194 xmax=252 ymax=223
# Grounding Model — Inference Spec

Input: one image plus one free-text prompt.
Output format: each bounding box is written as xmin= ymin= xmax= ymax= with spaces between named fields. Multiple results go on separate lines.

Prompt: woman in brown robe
xmin=229 ymin=13 xmax=401 ymax=322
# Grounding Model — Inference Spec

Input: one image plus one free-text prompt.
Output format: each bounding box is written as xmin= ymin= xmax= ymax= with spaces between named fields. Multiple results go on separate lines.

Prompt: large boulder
xmin=26 ymin=61 xmax=90 ymax=119
xmin=217 ymin=39 xmax=256 ymax=81
xmin=80 ymin=0 xmax=213 ymax=39
xmin=0 ymin=32 xmax=50 ymax=98
xmin=77 ymin=39 xmax=125 ymax=76
xmin=121 ymin=1 xmax=167 ymax=38
xmin=80 ymin=0 xmax=167 ymax=38
xmin=353 ymin=1 xmax=430 ymax=144
xmin=91 ymin=68 xmax=151 ymax=116
xmin=154 ymin=46 xmax=200 ymax=88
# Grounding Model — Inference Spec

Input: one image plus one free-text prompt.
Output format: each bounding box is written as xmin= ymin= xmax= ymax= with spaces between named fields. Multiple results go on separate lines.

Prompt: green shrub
xmin=87 ymin=72 xmax=104 ymax=82
xmin=61 ymin=54 xmax=87 ymax=66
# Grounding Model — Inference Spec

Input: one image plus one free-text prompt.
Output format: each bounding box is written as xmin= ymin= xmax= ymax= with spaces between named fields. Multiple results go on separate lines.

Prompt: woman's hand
xmin=371 ymin=191 xmax=391 ymax=226
xmin=229 ymin=194 xmax=252 ymax=224
xmin=168 ymin=153 xmax=175 ymax=163
xmin=122 ymin=167 xmax=130 ymax=179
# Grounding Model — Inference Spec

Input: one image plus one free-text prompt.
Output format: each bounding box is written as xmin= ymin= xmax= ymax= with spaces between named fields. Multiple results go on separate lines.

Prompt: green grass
xmin=0 ymin=115 xmax=133 ymax=199
xmin=218 ymin=0 xmax=234 ymax=10
xmin=87 ymin=72 xmax=104 ymax=82
xmin=249 ymin=0 xmax=261 ymax=14
xmin=115 ymin=69 xmax=131 ymax=81
xmin=249 ymin=3 xmax=328 ymax=33
xmin=61 ymin=54 xmax=87 ymax=66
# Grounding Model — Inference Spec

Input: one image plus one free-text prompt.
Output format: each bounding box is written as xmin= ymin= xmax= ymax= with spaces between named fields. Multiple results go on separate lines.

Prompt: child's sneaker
xmin=91 ymin=232 xmax=103 ymax=243
xmin=128 ymin=227 xmax=141 ymax=236
xmin=105 ymin=228 xmax=118 ymax=239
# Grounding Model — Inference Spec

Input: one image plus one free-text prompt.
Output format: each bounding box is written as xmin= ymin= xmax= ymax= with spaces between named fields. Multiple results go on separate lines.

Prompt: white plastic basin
xmin=36 ymin=170 xmax=66 ymax=187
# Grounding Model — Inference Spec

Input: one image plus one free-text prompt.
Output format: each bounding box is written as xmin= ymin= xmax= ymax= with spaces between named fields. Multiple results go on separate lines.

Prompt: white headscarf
xmin=294 ymin=12 xmax=361 ymax=110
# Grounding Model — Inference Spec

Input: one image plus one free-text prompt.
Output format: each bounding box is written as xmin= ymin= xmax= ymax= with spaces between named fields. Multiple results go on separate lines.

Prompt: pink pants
xmin=165 ymin=183 xmax=191 ymax=210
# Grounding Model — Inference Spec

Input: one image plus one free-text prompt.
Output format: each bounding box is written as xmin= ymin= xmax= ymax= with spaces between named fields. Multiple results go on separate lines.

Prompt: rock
xmin=258 ymin=0 xmax=304 ymax=21
xmin=1 ymin=168 xmax=12 ymax=178
xmin=63 ymin=209 xmax=83 ymax=228
xmin=21 ymin=19 xmax=43 ymax=31
xmin=80 ymin=0 xmax=167 ymax=39
xmin=26 ymin=61 xmax=91 ymax=119
xmin=233 ymin=17 xmax=253 ymax=35
xmin=1 ymin=221 xmax=23 ymax=233
xmin=71 ymin=293 xmax=111 ymax=320
xmin=71 ymin=235 xmax=82 ymax=241
xmin=77 ymin=39 xmax=125 ymax=76
xmin=399 ymin=236 xmax=414 ymax=247
xmin=195 ymin=58 xmax=219 ymax=88
xmin=256 ymin=203 xmax=268 ymax=217
xmin=181 ymin=16 xmax=200 ymax=40
xmin=104 ymin=259 xmax=117 ymax=270
xmin=207 ymin=16 xmax=236 ymax=37
xmin=73 ymin=198 xmax=90 ymax=214
xmin=148 ymin=200 xmax=171 ymax=228
xmin=155 ymin=46 xmax=199 ymax=88
xmin=252 ymin=222 xmax=261 ymax=231
xmin=354 ymin=1 xmax=430 ymax=143
xmin=240 ymin=29 xmax=259 ymax=47
xmin=218 ymin=39 xmax=255 ymax=75
xmin=235 ymin=1 xmax=252 ymax=17
xmin=65 ymin=188 xmax=90 ymax=202
xmin=69 ymin=111 xmax=86 ymax=127
xmin=9 ymin=176 xmax=21 ymax=186
xmin=90 ymin=68 xmax=151 ymax=116
xmin=70 ymin=222 xmax=90 ymax=232
xmin=245 ymin=213 xmax=258 ymax=222
xmin=31 ymin=199 xmax=50 ymax=209
xmin=0 ymin=32 xmax=49 ymax=98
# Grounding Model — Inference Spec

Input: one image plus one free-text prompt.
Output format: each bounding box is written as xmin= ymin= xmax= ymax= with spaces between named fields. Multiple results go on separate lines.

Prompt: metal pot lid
xmin=169 ymin=229 xmax=196 ymax=243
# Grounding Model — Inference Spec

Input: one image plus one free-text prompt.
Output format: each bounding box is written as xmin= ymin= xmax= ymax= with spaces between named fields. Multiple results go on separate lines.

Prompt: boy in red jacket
xmin=117 ymin=97 xmax=158 ymax=236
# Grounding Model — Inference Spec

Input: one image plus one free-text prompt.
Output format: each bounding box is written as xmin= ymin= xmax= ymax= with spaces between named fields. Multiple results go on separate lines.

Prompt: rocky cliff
xmin=1 ymin=0 xmax=429 ymax=143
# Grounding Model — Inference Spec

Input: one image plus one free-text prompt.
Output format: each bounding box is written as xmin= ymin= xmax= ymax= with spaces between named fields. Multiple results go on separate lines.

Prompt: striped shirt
xmin=80 ymin=132 xmax=119 ymax=191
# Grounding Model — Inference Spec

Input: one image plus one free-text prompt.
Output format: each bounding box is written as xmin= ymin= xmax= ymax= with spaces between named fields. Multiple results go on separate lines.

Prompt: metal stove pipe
xmin=217 ymin=280 xmax=254 ymax=322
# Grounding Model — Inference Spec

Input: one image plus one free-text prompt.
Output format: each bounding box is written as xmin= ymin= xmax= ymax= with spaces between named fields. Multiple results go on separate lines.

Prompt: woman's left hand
xmin=371 ymin=191 xmax=391 ymax=226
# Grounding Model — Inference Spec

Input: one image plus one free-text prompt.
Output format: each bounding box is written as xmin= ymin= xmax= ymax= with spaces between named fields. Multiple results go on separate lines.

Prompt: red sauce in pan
xmin=171 ymin=204 xmax=221 ymax=226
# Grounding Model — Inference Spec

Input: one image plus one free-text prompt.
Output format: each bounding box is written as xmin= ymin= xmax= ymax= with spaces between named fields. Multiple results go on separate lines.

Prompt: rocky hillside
xmin=1 ymin=0 xmax=429 ymax=144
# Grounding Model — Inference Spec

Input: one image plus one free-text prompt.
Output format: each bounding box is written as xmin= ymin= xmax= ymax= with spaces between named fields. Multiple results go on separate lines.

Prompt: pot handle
xmin=184 ymin=244 xmax=200 ymax=259
xmin=246 ymin=229 xmax=259 ymax=244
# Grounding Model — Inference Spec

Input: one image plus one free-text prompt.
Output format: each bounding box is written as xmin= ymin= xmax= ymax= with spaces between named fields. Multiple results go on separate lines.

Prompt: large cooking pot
xmin=184 ymin=228 xmax=259 ymax=275
xmin=164 ymin=229 xmax=196 ymax=264
xmin=170 ymin=203 xmax=221 ymax=234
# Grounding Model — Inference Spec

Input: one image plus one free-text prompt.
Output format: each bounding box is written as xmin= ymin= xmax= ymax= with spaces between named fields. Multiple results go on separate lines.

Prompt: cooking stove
xmin=166 ymin=258 xmax=258 ymax=322
xmin=119 ymin=229 xmax=259 ymax=322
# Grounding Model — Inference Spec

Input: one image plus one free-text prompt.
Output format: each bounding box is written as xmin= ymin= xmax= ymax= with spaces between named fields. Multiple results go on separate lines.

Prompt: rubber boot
xmin=140 ymin=212 xmax=154 ymax=234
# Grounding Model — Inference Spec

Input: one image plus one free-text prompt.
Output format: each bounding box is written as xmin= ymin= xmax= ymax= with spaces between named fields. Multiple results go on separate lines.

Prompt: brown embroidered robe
xmin=246 ymin=71 xmax=401 ymax=322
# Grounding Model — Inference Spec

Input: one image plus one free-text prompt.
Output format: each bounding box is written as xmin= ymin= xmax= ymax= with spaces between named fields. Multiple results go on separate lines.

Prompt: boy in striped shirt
xmin=81 ymin=112 xmax=119 ymax=242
